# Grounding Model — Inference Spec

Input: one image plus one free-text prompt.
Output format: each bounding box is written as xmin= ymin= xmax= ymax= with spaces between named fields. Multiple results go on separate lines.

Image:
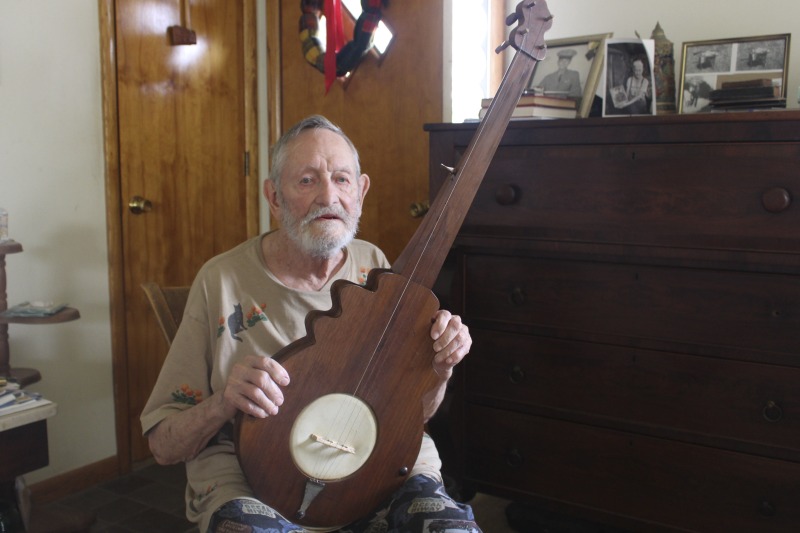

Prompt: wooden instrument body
xmin=236 ymin=269 xmax=442 ymax=528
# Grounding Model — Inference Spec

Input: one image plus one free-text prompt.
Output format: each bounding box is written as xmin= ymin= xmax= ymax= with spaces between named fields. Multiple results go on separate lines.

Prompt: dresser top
xmin=426 ymin=110 xmax=800 ymax=145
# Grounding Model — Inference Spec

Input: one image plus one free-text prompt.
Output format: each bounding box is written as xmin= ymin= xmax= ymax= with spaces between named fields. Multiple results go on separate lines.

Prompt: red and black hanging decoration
xmin=299 ymin=0 xmax=388 ymax=93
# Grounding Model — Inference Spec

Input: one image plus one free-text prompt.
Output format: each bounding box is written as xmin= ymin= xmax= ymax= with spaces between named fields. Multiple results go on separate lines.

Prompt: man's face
xmin=270 ymin=129 xmax=370 ymax=258
xmin=557 ymin=57 xmax=570 ymax=70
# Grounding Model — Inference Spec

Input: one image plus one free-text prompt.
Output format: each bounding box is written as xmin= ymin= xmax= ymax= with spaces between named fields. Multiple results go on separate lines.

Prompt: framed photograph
xmin=603 ymin=38 xmax=656 ymax=117
xmin=678 ymin=33 xmax=790 ymax=114
xmin=527 ymin=33 xmax=612 ymax=118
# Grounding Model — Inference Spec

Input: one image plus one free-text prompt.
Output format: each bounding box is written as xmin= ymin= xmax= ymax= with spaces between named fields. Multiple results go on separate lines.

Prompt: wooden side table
xmin=0 ymin=240 xmax=80 ymax=387
xmin=0 ymin=241 xmax=88 ymax=531
xmin=0 ymin=402 xmax=57 ymax=529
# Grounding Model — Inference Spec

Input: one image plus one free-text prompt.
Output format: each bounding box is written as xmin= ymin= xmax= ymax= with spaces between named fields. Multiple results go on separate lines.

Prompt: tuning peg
xmin=506 ymin=2 xmax=547 ymax=26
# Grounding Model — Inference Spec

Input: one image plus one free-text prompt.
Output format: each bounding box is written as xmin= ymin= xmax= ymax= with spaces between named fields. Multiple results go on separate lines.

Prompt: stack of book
xmin=0 ymin=377 xmax=51 ymax=417
xmin=479 ymin=93 xmax=578 ymax=120
xmin=709 ymin=79 xmax=785 ymax=112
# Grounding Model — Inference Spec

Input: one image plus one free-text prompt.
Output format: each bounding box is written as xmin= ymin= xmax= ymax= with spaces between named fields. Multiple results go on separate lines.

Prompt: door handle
xmin=128 ymin=196 xmax=153 ymax=215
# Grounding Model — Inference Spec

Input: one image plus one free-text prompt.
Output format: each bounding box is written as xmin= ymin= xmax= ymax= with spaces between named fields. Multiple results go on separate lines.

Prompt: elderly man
xmin=622 ymin=59 xmax=651 ymax=114
xmin=140 ymin=115 xmax=480 ymax=533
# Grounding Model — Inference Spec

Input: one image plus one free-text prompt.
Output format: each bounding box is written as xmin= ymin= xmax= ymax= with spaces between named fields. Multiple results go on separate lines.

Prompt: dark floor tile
xmin=27 ymin=502 xmax=97 ymax=533
xmin=57 ymin=487 xmax=119 ymax=513
xmin=127 ymin=481 xmax=185 ymax=516
xmin=101 ymin=475 xmax=156 ymax=496
xmin=136 ymin=462 xmax=188 ymax=489
xmin=89 ymin=525 xmax=131 ymax=533
xmin=93 ymin=497 xmax=148 ymax=524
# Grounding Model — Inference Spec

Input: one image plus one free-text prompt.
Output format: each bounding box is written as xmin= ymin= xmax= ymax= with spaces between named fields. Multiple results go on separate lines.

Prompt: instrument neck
xmin=392 ymin=47 xmax=540 ymax=288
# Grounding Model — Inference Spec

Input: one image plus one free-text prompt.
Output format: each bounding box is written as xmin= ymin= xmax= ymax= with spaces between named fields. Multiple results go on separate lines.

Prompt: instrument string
xmin=318 ymin=277 xmax=413 ymax=480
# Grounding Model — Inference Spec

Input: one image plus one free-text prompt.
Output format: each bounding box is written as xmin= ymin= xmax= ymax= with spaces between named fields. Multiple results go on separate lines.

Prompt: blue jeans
xmin=207 ymin=474 xmax=481 ymax=532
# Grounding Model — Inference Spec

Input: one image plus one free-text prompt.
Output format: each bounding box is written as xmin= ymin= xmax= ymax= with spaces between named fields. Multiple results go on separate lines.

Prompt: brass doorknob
xmin=128 ymin=196 xmax=153 ymax=215
xmin=409 ymin=201 xmax=429 ymax=218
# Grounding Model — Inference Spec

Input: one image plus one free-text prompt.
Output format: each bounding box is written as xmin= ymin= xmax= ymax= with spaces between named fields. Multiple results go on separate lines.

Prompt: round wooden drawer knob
xmin=508 ymin=364 xmax=525 ymax=384
xmin=509 ymin=286 xmax=526 ymax=306
xmin=495 ymin=184 xmax=520 ymax=206
xmin=762 ymin=400 xmax=783 ymax=422
xmin=761 ymin=187 xmax=791 ymax=213
xmin=504 ymin=448 xmax=524 ymax=467
xmin=758 ymin=499 xmax=776 ymax=517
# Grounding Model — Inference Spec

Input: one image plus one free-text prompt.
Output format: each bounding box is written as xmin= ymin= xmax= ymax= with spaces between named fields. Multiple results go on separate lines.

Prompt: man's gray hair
xmin=268 ymin=115 xmax=362 ymax=189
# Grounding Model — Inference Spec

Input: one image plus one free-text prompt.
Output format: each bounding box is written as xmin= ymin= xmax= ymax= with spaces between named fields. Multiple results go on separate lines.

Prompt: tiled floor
xmin=36 ymin=462 xmax=198 ymax=533
xmin=35 ymin=461 xmax=631 ymax=532
xmin=34 ymin=461 xmax=520 ymax=533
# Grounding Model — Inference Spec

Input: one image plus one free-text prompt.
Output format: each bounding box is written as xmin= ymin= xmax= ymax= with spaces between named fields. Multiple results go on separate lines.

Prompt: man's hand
xmin=430 ymin=310 xmax=471 ymax=380
xmin=223 ymin=355 xmax=291 ymax=419
xmin=148 ymin=355 xmax=290 ymax=465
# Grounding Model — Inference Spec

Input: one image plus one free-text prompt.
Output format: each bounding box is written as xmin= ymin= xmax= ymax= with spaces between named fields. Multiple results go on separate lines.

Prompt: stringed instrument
xmin=235 ymin=2 xmax=552 ymax=528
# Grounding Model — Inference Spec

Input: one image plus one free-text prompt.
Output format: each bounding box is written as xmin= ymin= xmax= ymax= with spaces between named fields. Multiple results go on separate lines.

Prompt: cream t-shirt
xmin=140 ymin=235 xmax=442 ymax=532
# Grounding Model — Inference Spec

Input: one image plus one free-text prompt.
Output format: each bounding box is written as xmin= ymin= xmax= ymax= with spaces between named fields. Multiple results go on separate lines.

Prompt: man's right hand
xmin=222 ymin=355 xmax=291 ymax=419
xmin=148 ymin=355 xmax=290 ymax=465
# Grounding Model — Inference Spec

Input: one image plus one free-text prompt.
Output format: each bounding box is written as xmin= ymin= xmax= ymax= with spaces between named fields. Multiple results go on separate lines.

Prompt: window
xmin=450 ymin=0 xmax=493 ymax=122
xmin=341 ymin=0 xmax=394 ymax=55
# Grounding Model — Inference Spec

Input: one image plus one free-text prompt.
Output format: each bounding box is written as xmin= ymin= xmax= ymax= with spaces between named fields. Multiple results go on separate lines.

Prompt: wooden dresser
xmin=427 ymin=112 xmax=800 ymax=533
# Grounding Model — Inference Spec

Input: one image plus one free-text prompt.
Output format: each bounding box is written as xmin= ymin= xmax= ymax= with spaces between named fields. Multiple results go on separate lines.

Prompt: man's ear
xmin=359 ymin=174 xmax=371 ymax=203
xmin=264 ymin=179 xmax=281 ymax=214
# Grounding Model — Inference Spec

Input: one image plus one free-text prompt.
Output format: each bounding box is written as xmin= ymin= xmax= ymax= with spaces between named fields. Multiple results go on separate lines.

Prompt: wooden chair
xmin=141 ymin=282 xmax=190 ymax=345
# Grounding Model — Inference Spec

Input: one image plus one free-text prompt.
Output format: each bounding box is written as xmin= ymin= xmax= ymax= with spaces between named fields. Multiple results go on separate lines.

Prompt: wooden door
xmin=102 ymin=0 xmax=258 ymax=465
xmin=273 ymin=0 xmax=444 ymax=261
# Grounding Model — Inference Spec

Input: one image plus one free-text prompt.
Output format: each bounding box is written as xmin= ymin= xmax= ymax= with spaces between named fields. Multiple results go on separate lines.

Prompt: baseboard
xmin=29 ymin=456 xmax=121 ymax=504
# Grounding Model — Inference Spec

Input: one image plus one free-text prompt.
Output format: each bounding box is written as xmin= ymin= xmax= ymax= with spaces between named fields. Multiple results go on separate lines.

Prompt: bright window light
xmin=341 ymin=0 xmax=393 ymax=54
xmin=451 ymin=0 xmax=491 ymax=122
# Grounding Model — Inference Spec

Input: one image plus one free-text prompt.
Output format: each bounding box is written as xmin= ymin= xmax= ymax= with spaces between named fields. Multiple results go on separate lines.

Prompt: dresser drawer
xmin=463 ymin=254 xmax=800 ymax=357
xmin=465 ymin=405 xmax=800 ymax=532
xmin=460 ymin=143 xmax=800 ymax=253
xmin=466 ymin=329 xmax=800 ymax=455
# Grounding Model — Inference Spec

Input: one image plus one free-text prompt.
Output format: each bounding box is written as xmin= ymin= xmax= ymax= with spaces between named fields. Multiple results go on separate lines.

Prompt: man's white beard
xmin=280 ymin=202 xmax=361 ymax=259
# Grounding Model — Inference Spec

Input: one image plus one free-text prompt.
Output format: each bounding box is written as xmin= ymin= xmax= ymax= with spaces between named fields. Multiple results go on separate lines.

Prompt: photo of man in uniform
xmin=536 ymin=48 xmax=583 ymax=98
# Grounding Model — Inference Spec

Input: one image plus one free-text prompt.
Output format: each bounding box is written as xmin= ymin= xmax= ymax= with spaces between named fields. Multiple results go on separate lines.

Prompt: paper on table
xmin=1 ymin=301 xmax=67 ymax=317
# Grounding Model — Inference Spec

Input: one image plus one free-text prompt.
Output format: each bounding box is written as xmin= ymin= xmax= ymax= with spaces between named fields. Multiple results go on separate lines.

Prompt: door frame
xmin=97 ymin=0 xmax=261 ymax=473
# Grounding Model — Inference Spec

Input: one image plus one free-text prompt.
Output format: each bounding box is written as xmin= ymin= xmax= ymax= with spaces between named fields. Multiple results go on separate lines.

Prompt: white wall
xmin=0 ymin=0 xmax=115 ymax=482
xmin=523 ymin=0 xmax=800 ymax=108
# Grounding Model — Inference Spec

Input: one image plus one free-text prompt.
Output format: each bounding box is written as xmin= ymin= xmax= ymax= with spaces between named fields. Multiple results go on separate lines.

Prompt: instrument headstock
xmin=496 ymin=1 xmax=553 ymax=61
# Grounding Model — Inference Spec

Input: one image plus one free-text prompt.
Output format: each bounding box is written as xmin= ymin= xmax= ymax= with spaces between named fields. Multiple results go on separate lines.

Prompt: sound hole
xmin=289 ymin=393 xmax=378 ymax=481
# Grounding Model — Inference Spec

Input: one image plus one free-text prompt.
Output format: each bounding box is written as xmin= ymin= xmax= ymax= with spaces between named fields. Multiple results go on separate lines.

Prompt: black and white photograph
xmin=736 ymin=38 xmax=788 ymax=71
xmin=527 ymin=33 xmax=612 ymax=118
xmin=684 ymin=43 xmax=733 ymax=74
xmin=679 ymin=33 xmax=790 ymax=113
xmin=603 ymin=38 xmax=656 ymax=117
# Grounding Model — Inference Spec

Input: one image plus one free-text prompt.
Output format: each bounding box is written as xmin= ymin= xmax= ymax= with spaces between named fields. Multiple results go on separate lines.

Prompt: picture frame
xmin=678 ymin=33 xmax=790 ymax=114
xmin=603 ymin=38 xmax=657 ymax=117
xmin=527 ymin=33 xmax=612 ymax=118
